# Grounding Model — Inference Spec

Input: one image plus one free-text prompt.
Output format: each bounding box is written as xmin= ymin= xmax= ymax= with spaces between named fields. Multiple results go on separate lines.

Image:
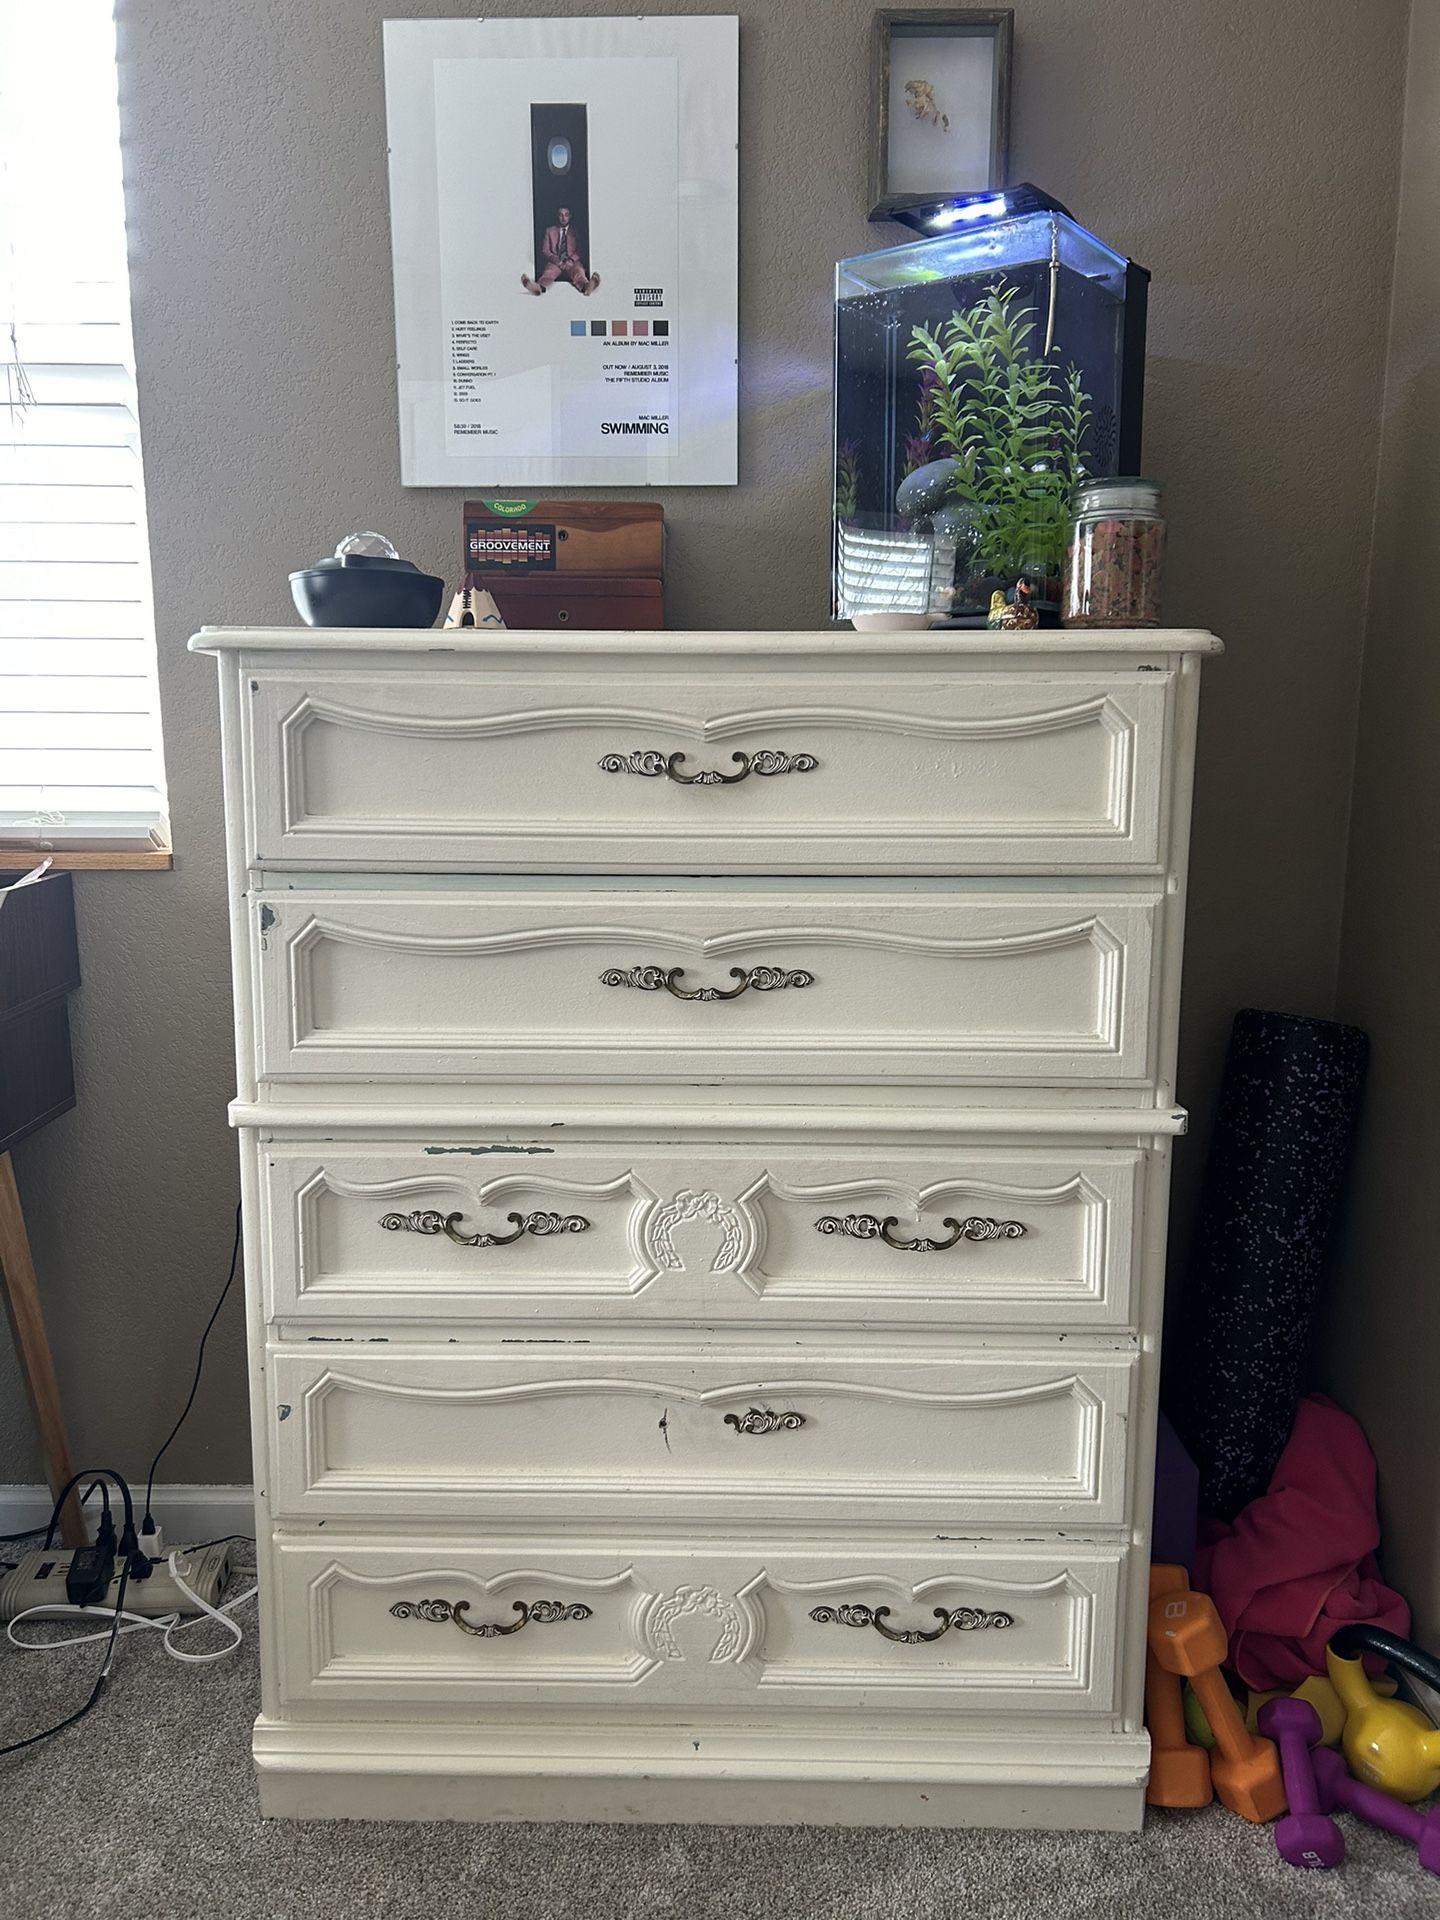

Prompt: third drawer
xmin=259 ymin=1139 xmax=1148 ymax=1332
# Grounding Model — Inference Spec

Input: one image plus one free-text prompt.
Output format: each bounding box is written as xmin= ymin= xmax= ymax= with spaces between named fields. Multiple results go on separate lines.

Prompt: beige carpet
xmin=0 ymin=1545 xmax=1433 ymax=1920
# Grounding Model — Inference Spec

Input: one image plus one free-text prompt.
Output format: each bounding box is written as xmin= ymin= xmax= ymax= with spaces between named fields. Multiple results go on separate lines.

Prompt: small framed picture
xmin=869 ymin=9 xmax=1013 ymax=220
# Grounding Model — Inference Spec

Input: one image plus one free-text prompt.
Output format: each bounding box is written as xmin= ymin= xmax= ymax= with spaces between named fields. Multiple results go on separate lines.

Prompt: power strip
xmin=0 ymin=1542 xmax=234 ymax=1622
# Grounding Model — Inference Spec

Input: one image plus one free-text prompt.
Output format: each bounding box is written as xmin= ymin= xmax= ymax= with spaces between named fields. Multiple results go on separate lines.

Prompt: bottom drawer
xmin=273 ymin=1534 xmax=1127 ymax=1720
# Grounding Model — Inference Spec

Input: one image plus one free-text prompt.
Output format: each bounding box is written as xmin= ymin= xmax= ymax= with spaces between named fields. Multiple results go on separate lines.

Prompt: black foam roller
xmin=1166 ymin=1008 xmax=1368 ymax=1520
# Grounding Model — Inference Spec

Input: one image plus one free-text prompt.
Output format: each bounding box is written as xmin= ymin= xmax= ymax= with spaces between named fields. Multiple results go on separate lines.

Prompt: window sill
xmin=0 ymin=847 xmax=173 ymax=872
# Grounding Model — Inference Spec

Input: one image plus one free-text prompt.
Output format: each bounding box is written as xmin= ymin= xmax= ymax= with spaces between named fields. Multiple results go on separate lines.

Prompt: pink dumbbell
xmin=1313 ymin=1747 xmax=1440 ymax=1875
xmin=1258 ymin=1697 xmax=1345 ymax=1869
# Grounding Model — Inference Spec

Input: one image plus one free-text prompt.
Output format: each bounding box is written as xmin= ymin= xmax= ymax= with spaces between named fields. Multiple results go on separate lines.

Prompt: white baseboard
xmin=0 ymin=1483 xmax=255 ymax=1543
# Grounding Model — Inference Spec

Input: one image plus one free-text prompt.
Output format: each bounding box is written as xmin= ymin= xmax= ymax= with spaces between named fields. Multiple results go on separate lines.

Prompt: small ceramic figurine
xmin=445 ymin=586 xmax=507 ymax=630
xmin=987 ymin=582 xmax=1039 ymax=631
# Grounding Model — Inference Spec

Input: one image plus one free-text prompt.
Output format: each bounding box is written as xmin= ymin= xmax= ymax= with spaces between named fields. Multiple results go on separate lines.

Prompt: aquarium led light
xmin=884 ymin=182 xmax=1072 ymax=239
xmin=927 ymin=194 xmax=1008 ymax=229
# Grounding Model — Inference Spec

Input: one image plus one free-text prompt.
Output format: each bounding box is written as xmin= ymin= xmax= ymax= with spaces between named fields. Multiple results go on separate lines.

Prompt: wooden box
xmin=464 ymin=500 xmax=664 ymax=577
xmin=0 ymin=869 xmax=80 ymax=1152
xmin=482 ymin=573 xmax=663 ymax=630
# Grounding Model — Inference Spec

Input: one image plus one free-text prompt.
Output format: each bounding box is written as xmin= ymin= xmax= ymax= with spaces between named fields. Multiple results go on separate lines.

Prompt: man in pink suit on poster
xmin=522 ymin=205 xmax=600 ymax=295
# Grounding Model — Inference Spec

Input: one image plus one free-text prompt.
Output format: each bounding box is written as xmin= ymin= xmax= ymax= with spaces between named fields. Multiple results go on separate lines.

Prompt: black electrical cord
xmin=1 ymin=1477 xmax=107 ymax=1551
xmin=178 ymin=1533 xmax=256 ymax=1556
xmin=0 ymin=1559 xmax=133 ymax=1757
xmin=85 ymin=1477 xmax=112 ymax=1537
xmin=0 ymin=1468 xmax=142 ymax=1759
xmin=2 ymin=1211 xmax=244 ymax=1759
xmin=142 ymin=1201 xmax=242 ymax=1533
xmin=42 ymin=1467 xmax=137 ymax=1557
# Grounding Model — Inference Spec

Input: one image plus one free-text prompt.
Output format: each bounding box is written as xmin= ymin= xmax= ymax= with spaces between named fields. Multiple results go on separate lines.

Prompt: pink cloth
xmin=1193 ymin=1393 xmax=1410 ymax=1691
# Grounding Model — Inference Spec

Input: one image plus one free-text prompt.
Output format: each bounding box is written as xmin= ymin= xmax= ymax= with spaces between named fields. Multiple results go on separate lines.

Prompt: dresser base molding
xmin=251 ymin=1716 xmax=1150 ymax=1830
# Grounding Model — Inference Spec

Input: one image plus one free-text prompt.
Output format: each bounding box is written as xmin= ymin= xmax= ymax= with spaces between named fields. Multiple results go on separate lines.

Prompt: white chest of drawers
xmin=192 ymin=625 xmax=1217 ymax=1830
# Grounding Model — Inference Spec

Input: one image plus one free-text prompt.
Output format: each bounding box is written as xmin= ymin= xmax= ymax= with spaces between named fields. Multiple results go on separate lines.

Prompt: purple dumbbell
xmin=1313 ymin=1747 xmax=1440 ymax=1876
xmin=1258 ymin=1698 xmax=1345 ymax=1869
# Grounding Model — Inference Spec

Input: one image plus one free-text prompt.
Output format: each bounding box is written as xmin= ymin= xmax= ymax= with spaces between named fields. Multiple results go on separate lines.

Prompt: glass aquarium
xmin=833 ymin=199 xmax=1148 ymax=624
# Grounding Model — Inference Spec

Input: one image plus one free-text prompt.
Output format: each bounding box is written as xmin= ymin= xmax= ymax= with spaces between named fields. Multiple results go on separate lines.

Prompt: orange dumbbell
xmin=1145 ymin=1565 xmax=1212 ymax=1807
xmin=1148 ymin=1584 xmax=1286 ymax=1822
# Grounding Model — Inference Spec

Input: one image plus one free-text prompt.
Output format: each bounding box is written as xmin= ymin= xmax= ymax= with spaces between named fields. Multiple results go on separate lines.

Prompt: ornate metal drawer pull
xmin=379 ymin=1209 xmax=590 ymax=1247
xmin=813 ymin=1213 xmax=1027 ymax=1253
xmin=389 ymin=1597 xmax=593 ymax=1638
xmin=599 ymin=748 xmax=818 ymax=784
xmin=723 ymin=1406 xmax=806 ymax=1435
xmin=600 ymin=963 xmax=814 ymax=1001
xmin=809 ymin=1603 xmax=1014 ymax=1644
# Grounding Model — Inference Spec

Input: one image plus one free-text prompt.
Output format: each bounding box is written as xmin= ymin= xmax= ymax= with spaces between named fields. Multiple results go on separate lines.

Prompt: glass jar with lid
xmin=1062 ymin=478 xmax=1165 ymax=627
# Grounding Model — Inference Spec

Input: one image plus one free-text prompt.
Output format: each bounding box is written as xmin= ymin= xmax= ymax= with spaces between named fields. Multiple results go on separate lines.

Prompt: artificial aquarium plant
xmin=901 ymin=365 xmax=941 ymax=479
xmin=834 ymin=440 xmax=862 ymax=519
xmin=906 ymin=281 xmax=1092 ymax=601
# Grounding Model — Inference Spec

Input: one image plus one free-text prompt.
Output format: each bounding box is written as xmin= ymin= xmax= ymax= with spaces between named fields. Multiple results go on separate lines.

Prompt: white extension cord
xmin=6 ymin=1546 xmax=257 ymax=1665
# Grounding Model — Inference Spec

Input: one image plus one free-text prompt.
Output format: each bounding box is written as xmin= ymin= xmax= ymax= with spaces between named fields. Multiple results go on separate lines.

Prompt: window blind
xmin=0 ymin=0 xmax=169 ymax=852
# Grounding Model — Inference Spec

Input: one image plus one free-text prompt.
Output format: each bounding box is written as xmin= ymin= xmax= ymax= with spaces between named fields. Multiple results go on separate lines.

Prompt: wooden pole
xmin=0 ymin=1151 xmax=85 ymax=1546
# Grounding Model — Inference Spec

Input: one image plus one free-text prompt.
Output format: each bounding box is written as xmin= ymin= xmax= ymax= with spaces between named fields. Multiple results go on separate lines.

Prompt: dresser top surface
xmin=189 ymin=625 xmax=1222 ymax=660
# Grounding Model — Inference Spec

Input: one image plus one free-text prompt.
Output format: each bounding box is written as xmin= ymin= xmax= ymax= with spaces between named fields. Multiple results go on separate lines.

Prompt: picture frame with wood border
xmin=869 ymin=9 xmax=1013 ymax=222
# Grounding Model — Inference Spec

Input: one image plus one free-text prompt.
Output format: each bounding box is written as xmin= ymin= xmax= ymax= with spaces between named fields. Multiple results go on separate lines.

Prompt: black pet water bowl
xmin=290 ymin=534 xmax=445 ymax=629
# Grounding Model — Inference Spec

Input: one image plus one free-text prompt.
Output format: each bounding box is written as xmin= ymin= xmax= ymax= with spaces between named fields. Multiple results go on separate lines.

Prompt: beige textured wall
xmin=0 ymin=0 xmax=1408 ymax=1486
xmin=1324 ymin=0 xmax=1440 ymax=1646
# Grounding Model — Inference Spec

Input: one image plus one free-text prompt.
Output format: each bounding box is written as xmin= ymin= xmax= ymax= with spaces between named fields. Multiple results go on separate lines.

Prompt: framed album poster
xmin=384 ymin=16 xmax=739 ymax=487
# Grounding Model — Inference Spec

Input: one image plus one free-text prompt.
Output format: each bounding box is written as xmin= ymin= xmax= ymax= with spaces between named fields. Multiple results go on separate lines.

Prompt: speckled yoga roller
xmin=1166 ymin=1009 xmax=1368 ymax=1519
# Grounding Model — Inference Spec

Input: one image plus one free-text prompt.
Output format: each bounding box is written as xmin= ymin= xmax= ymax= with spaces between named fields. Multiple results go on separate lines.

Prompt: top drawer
xmin=239 ymin=664 xmax=1174 ymax=874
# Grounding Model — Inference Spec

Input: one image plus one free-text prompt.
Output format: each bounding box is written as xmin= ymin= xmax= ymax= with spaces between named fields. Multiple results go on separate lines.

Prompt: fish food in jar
xmin=1063 ymin=478 xmax=1165 ymax=628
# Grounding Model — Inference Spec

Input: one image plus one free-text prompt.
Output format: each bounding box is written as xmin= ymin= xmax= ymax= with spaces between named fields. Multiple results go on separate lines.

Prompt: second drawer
xmin=266 ymin=1347 xmax=1136 ymax=1527
xmin=252 ymin=887 xmax=1160 ymax=1089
